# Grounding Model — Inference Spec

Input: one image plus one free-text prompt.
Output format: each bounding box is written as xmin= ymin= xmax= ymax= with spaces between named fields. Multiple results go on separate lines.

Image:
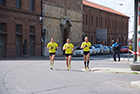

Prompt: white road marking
xmin=16 ymin=86 xmax=23 ymax=92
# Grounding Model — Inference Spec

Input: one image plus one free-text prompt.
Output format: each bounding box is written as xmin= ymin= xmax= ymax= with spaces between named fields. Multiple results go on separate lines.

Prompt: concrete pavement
xmin=131 ymin=81 xmax=140 ymax=89
xmin=90 ymin=63 xmax=140 ymax=89
xmin=0 ymin=54 xmax=140 ymax=94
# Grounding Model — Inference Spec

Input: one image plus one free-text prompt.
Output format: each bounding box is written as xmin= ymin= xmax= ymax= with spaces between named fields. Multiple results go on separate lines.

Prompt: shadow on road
xmin=0 ymin=53 xmax=133 ymax=61
xmin=55 ymin=68 xmax=88 ymax=73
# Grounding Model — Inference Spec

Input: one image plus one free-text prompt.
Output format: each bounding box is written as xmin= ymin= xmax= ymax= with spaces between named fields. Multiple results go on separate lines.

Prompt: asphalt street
xmin=0 ymin=53 xmax=140 ymax=94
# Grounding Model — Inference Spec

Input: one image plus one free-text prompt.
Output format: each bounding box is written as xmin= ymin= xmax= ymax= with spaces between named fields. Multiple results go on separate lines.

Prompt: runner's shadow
xmin=91 ymin=69 xmax=110 ymax=72
xmin=55 ymin=69 xmax=87 ymax=73
xmin=92 ymin=69 xmax=101 ymax=72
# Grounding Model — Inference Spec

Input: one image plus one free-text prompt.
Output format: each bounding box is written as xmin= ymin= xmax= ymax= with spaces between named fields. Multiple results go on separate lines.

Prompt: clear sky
xmin=87 ymin=0 xmax=134 ymax=39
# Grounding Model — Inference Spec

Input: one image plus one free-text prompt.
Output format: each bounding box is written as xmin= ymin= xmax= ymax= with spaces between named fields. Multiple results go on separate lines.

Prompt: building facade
xmin=43 ymin=0 xmax=83 ymax=47
xmin=83 ymin=0 xmax=129 ymax=46
xmin=0 ymin=0 xmax=41 ymax=57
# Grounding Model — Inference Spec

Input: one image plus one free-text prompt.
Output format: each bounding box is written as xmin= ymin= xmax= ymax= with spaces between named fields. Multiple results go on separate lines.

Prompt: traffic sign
xmin=96 ymin=29 xmax=107 ymax=41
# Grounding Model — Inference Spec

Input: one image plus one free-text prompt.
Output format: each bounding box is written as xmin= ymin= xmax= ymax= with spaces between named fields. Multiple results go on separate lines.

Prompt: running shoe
xmin=50 ymin=66 xmax=53 ymax=70
xmin=86 ymin=67 xmax=89 ymax=70
xmin=85 ymin=67 xmax=87 ymax=71
xmin=67 ymin=67 xmax=69 ymax=71
xmin=69 ymin=65 xmax=71 ymax=69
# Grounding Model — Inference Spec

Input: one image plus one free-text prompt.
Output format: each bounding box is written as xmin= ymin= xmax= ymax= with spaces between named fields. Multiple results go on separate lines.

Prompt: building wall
xmin=0 ymin=0 xmax=41 ymax=57
xmin=43 ymin=0 xmax=83 ymax=47
xmin=83 ymin=5 xmax=129 ymax=46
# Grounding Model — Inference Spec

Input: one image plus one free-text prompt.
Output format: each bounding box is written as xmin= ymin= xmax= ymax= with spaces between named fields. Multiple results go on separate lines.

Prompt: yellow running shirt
xmin=47 ymin=42 xmax=58 ymax=53
xmin=81 ymin=42 xmax=91 ymax=52
xmin=63 ymin=43 xmax=74 ymax=54
xmin=129 ymin=46 xmax=133 ymax=51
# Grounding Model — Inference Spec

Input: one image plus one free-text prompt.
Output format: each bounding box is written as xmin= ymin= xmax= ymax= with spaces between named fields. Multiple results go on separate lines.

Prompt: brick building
xmin=83 ymin=0 xmax=129 ymax=46
xmin=0 ymin=0 xmax=41 ymax=57
xmin=43 ymin=0 xmax=83 ymax=47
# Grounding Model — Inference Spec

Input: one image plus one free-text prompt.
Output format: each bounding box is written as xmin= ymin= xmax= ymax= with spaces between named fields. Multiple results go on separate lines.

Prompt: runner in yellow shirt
xmin=47 ymin=38 xmax=59 ymax=70
xmin=63 ymin=39 xmax=74 ymax=71
xmin=81 ymin=37 xmax=91 ymax=70
xmin=129 ymin=45 xmax=133 ymax=54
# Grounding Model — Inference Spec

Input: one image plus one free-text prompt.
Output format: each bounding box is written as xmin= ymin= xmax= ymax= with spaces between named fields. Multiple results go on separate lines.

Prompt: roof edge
xmin=83 ymin=0 xmax=130 ymax=18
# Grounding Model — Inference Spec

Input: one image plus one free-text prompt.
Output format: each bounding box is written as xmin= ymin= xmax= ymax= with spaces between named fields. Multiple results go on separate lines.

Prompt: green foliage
xmin=133 ymin=72 xmax=138 ymax=74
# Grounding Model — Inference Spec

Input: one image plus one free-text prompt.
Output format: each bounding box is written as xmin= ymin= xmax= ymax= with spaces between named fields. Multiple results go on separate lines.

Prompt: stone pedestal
xmin=130 ymin=62 xmax=140 ymax=71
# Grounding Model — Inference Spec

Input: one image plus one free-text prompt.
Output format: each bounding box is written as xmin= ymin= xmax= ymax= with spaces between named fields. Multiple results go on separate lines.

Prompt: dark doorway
xmin=63 ymin=20 xmax=70 ymax=45
xmin=30 ymin=36 xmax=35 ymax=56
xmin=108 ymin=37 xmax=110 ymax=46
xmin=16 ymin=35 xmax=21 ymax=57
xmin=83 ymin=35 xmax=84 ymax=41
xmin=0 ymin=34 xmax=4 ymax=57
xmin=63 ymin=28 xmax=69 ymax=45
xmin=63 ymin=28 xmax=69 ymax=54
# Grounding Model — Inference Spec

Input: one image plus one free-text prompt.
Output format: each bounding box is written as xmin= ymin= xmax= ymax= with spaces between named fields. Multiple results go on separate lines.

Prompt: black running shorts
xmin=49 ymin=53 xmax=56 ymax=56
xmin=83 ymin=51 xmax=90 ymax=55
xmin=65 ymin=54 xmax=72 ymax=57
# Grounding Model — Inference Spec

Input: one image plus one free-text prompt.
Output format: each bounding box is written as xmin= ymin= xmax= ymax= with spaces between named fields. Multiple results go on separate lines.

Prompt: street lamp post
xmin=113 ymin=3 xmax=123 ymax=41
xmin=41 ymin=0 xmax=43 ymax=57
xmin=40 ymin=0 xmax=46 ymax=58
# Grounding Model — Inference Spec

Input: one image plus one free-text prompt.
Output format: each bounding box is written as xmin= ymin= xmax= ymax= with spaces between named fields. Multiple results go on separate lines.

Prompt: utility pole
xmin=130 ymin=0 xmax=140 ymax=71
xmin=40 ymin=0 xmax=46 ymax=58
xmin=133 ymin=0 xmax=138 ymax=62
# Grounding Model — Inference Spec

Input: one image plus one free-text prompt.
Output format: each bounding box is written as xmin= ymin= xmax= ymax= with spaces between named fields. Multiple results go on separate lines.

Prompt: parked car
xmin=73 ymin=46 xmax=97 ymax=56
xmin=73 ymin=46 xmax=83 ymax=56
xmin=103 ymin=46 xmax=110 ymax=54
xmin=90 ymin=46 xmax=97 ymax=55
xmin=94 ymin=44 xmax=105 ymax=54
xmin=121 ymin=46 xmax=129 ymax=53
xmin=93 ymin=46 xmax=100 ymax=54
xmin=108 ymin=46 xmax=112 ymax=53
xmin=89 ymin=47 xmax=94 ymax=55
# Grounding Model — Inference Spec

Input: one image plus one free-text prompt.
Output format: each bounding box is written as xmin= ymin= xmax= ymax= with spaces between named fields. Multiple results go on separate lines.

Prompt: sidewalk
xmin=91 ymin=67 xmax=140 ymax=74
xmin=90 ymin=66 xmax=140 ymax=89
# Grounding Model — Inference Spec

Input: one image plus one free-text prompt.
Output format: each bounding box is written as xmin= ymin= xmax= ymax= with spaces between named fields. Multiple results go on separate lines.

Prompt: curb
xmin=91 ymin=68 xmax=140 ymax=74
xmin=131 ymin=81 xmax=140 ymax=88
